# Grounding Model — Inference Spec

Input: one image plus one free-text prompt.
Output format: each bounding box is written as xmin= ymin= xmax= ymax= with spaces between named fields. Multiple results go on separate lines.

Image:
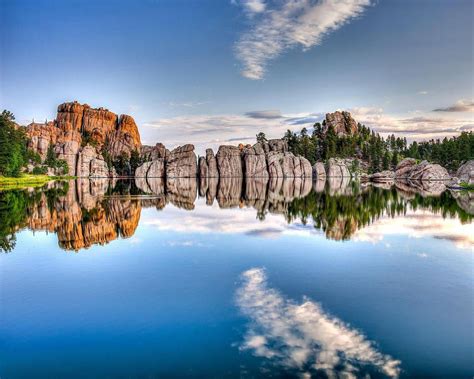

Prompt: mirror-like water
xmin=0 ymin=178 xmax=472 ymax=378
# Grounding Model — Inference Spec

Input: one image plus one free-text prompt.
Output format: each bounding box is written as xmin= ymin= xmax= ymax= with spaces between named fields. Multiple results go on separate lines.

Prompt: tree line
xmin=258 ymin=121 xmax=473 ymax=173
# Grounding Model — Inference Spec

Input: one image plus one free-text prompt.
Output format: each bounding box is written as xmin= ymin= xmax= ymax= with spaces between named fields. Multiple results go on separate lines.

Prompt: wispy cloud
xmin=350 ymin=107 xmax=473 ymax=140
xmin=236 ymin=268 xmax=401 ymax=377
xmin=140 ymin=106 xmax=471 ymax=153
xmin=245 ymin=110 xmax=283 ymax=119
xmin=234 ymin=0 xmax=372 ymax=79
xmin=166 ymin=101 xmax=211 ymax=108
xmin=418 ymin=91 xmax=428 ymax=95
xmin=142 ymin=111 xmax=318 ymax=153
xmin=433 ymin=99 xmax=474 ymax=112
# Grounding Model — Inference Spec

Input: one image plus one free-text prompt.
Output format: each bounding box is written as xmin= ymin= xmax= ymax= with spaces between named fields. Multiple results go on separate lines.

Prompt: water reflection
xmin=0 ymin=177 xmax=472 ymax=252
xmin=236 ymin=268 xmax=401 ymax=378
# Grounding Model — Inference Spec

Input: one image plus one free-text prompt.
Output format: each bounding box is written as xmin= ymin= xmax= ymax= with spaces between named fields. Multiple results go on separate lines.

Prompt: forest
xmin=272 ymin=121 xmax=474 ymax=173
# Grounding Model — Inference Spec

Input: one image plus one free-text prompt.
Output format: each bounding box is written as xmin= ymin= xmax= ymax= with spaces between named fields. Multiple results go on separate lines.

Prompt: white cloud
xmin=233 ymin=0 xmax=266 ymax=15
xmin=234 ymin=0 xmax=372 ymax=79
xmin=142 ymin=111 xmax=320 ymax=154
xmin=418 ymin=91 xmax=428 ymax=95
xmin=433 ymin=99 xmax=474 ymax=113
xmin=349 ymin=107 xmax=473 ymax=141
xmin=353 ymin=210 xmax=474 ymax=251
xmin=236 ymin=268 xmax=401 ymax=377
xmin=141 ymin=106 xmax=472 ymax=153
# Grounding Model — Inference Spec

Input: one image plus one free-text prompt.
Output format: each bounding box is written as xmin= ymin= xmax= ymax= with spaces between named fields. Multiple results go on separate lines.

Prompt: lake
xmin=0 ymin=178 xmax=472 ymax=378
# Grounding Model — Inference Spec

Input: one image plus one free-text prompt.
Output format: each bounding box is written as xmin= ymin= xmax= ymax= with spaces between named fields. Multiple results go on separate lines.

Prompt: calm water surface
xmin=0 ymin=177 xmax=473 ymax=378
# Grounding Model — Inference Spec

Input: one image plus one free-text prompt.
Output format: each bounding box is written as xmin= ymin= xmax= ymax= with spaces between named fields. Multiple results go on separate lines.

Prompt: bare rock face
xmin=106 ymin=115 xmax=141 ymax=159
xmin=216 ymin=145 xmax=243 ymax=177
xmin=135 ymin=161 xmax=153 ymax=178
xmin=56 ymin=102 xmax=86 ymax=132
xmin=266 ymin=152 xmax=311 ymax=178
xmin=141 ymin=143 xmax=169 ymax=161
xmin=267 ymin=152 xmax=284 ymax=178
xmin=456 ymin=160 xmax=474 ymax=185
xmin=54 ymin=131 xmax=82 ymax=176
xmin=166 ymin=144 xmax=197 ymax=178
xmin=324 ymin=111 xmax=358 ymax=136
xmin=395 ymin=158 xmax=417 ymax=178
xmin=26 ymin=122 xmax=60 ymax=160
xmin=147 ymin=160 xmax=165 ymax=178
xmin=135 ymin=159 xmax=165 ymax=178
xmin=312 ymin=162 xmax=326 ymax=179
xmin=326 ymin=158 xmax=351 ymax=177
xmin=198 ymin=156 xmax=208 ymax=179
xmin=405 ymin=161 xmax=450 ymax=181
xmin=26 ymin=101 xmax=143 ymax=176
xmin=370 ymin=170 xmax=395 ymax=183
xmin=243 ymin=143 xmax=268 ymax=178
xmin=267 ymin=139 xmax=288 ymax=153
xmin=206 ymin=148 xmax=219 ymax=178
xmin=82 ymin=107 xmax=118 ymax=146
xmin=76 ymin=145 xmax=110 ymax=177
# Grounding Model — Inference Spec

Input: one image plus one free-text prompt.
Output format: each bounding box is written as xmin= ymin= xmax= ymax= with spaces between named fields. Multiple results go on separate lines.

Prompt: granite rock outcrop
xmin=25 ymin=101 xmax=142 ymax=177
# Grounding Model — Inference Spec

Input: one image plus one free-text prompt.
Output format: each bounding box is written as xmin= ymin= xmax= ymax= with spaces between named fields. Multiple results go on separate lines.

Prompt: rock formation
xmin=242 ymin=143 xmax=268 ymax=179
xmin=25 ymin=101 xmax=142 ymax=177
xmin=370 ymin=170 xmax=395 ymax=183
xmin=76 ymin=145 xmax=109 ymax=177
xmin=324 ymin=111 xmax=358 ymax=136
xmin=395 ymin=158 xmax=417 ymax=178
xmin=457 ymin=160 xmax=474 ymax=184
xmin=326 ymin=158 xmax=351 ymax=177
xmin=394 ymin=158 xmax=450 ymax=181
xmin=166 ymin=144 xmax=197 ymax=178
xmin=312 ymin=162 xmax=326 ymax=179
xmin=216 ymin=145 xmax=243 ymax=177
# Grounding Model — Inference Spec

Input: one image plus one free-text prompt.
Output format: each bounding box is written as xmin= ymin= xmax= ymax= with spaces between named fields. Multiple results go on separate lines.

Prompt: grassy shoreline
xmin=0 ymin=174 xmax=75 ymax=190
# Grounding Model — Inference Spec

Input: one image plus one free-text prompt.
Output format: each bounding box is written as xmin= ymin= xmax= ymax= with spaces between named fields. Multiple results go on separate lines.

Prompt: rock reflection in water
xmin=0 ymin=176 xmax=472 ymax=252
xmin=236 ymin=268 xmax=401 ymax=378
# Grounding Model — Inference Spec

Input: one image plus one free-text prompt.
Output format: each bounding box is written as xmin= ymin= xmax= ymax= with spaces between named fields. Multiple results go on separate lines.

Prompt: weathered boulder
xmin=405 ymin=161 xmax=450 ymax=181
xmin=324 ymin=111 xmax=358 ymax=136
xmin=216 ymin=146 xmax=243 ymax=177
xmin=243 ymin=143 xmax=268 ymax=178
xmin=312 ymin=162 xmax=326 ymax=179
xmin=267 ymin=139 xmax=288 ymax=153
xmin=141 ymin=143 xmax=169 ymax=161
xmin=198 ymin=156 xmax=209 ymax=179
xmin=147 ymin=160 xmax=165 ymax=178
xmin=135 ymin=161 xmax=152 ymax=178
xmin=267 ymin=152 xmax=311 ymax=178
xmin=395 ymin=158 xmax=417 ymax=178
xmin=456 ymin=160 xmax=474 ymax=185
xmin=267 ymin=152 xmax=284 ymax=178
xmin=166 ymin=144 xmax=197 ymax=178
xmin=135 ymin=159 xmax=165 ymax=178
xmin=76 ymin=145 xmax=110 ymax=177
xmin=370 ymin=170 xmax=395 ymax=183
xmin=326 ymin=158 xmax=351 ymax=177
xmin=206 ymin=148 xmax=219 ymax=178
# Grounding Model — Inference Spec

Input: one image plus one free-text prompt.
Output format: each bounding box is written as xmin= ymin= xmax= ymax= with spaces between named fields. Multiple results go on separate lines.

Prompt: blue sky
xmin=1 ymin=0 xmax=473 ymax=151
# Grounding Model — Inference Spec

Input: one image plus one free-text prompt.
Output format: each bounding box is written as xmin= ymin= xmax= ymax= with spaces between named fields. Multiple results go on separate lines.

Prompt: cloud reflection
xmin=236 ymin=268 xmax=401 ymax=378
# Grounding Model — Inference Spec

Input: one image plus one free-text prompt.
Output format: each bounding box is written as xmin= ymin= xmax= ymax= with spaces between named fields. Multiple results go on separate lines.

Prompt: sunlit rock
xmin=166 ymin=144 xmax=197 ymax=178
